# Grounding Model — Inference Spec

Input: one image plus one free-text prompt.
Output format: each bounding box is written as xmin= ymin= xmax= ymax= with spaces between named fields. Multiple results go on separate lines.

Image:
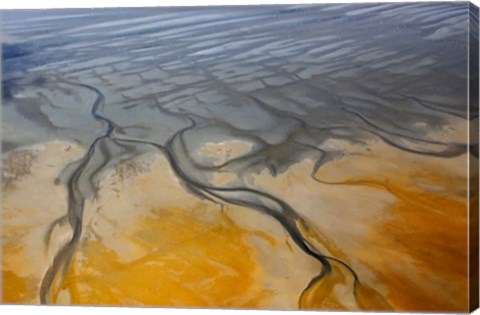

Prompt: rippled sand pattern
xmin=1 ymin=3 xmax=478 ymax=312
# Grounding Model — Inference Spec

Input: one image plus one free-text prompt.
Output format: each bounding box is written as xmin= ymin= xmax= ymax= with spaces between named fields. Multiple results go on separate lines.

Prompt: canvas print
xmin=1 ymin=2 xmax=479 ymax=312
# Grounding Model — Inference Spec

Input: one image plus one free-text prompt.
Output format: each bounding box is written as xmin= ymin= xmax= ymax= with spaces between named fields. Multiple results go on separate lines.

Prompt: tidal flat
xmin=1 ymin=3 xmax=478 ymax=311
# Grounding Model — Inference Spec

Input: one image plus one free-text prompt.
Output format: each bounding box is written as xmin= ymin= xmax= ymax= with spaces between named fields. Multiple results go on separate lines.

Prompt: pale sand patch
xmin=2 ymin=141 xmax=85 ymax=303
xmin=199 ymin=140 xmax=252 ymax=166
xmin=424 ymin=116 xmax=468 ymax=143
xmin=315 ymin=138 xmax=467 ymax=199
xmin=209 ymin=171 xmax=239 ymax=186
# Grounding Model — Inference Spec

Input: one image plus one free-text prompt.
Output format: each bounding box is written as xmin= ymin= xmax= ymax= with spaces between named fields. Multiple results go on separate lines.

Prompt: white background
xmin=0 ymin=0 xmax=479 ymax=314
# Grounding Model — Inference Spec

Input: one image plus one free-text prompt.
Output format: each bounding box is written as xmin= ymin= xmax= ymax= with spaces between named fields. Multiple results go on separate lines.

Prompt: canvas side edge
xmin=469 ymin=2 xmax=479 ymax=313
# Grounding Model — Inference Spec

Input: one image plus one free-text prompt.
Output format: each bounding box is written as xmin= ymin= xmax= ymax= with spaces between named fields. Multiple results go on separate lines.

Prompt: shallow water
xmin=1 ymin=3 xmax=478 ymax=311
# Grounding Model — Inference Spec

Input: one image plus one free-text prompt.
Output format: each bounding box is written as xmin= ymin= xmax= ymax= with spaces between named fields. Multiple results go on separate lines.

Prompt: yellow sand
xmin=251 ymin=138 xmax=468 ymax=311
xmin=1 ymin=128 xmax=470 ymax=311
xmin=2 ymin=143 xmax=321 ymax=308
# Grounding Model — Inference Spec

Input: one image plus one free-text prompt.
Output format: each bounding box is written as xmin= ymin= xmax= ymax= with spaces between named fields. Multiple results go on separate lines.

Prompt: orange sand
xmin=1 ymin=136 xmax=471 ymax=311
xmin=53 ymin=207 xmax=270 ymax=307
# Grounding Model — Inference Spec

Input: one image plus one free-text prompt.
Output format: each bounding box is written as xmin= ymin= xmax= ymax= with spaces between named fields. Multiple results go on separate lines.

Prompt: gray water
xmin=1 ymin=2 xmax=477 ymax=307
